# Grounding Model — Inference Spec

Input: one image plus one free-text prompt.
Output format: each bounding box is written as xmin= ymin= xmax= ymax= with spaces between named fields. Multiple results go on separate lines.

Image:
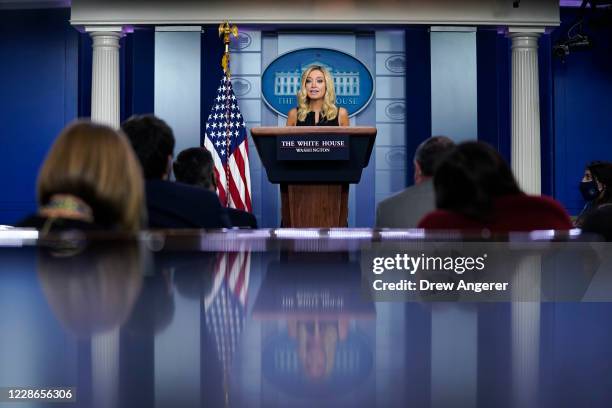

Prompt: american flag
xmin=202 ymin=75 xmax=252 ymax=212
xmin=204 ymin=251 xmax=251 ymax=373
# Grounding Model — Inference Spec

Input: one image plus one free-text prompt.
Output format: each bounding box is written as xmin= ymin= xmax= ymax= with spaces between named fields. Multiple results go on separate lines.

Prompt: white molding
xmin=85 ymin=26 xmax=124 ymax=33
xmin=70 ymin=0 xmax=560 ymax=27
xmin=73 ymin=19 xmax=561 ymax=27
xmin=508 ymin=26 xmax=547 ymax=33
xmin=430 ymin=26 xmax=477 ymax=32
xmin=155 ymin=26 xmax=202 ymax=32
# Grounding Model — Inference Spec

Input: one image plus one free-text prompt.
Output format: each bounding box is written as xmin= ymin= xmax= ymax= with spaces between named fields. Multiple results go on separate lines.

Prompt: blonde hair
xmin=37 ymin=121 xmax=145 ymax=231
xmin=297 ymin=65 xmax=338 ymax=123
xmin=297 ymin=321 xmax=339 ymax=379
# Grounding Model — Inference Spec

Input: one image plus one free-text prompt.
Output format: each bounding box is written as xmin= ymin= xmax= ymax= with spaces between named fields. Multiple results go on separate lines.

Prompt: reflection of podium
xmin=251 ymin=126 xmax=376 ymax=227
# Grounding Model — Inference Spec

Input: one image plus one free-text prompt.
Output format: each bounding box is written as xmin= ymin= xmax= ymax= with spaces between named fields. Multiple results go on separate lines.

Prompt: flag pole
xmin=218 ymin=20 xmax=238 ymax=407
xmin=219 ymin=21 xmax=238 ymax=209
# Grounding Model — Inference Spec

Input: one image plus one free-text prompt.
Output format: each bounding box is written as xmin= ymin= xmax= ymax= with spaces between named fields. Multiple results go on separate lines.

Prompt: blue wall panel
xmin=124 ymin=29 xmax=155 ymax=119
xmin=374 ymin=31 xmax=406 ymax=218
xmin=552 ymin=9 xmax=612 ymax=214
xmin=476 ymin=29 xmax=511 ymax=163
xmin=154 ymin=29 xmax=202 ymax=157
xmin=404 ymin=28 xmax=432 ymax=186
xmin=355 ymin=33 xmax=377 ymax=227
xmin=78 ymin=33 xmax=92 ymax=118
xmin=0 ymin=9 xmax=78 ymax=224
xmin=539 ymin=34 xmax=555 ymax=197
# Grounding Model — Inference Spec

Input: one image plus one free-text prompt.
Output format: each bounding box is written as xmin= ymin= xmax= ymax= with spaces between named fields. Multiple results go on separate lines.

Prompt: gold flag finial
xmin=218 ymin=21 xmax=238 ymax=78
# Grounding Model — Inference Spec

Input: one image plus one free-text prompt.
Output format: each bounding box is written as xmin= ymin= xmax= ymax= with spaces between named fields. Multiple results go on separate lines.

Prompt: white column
xmin=430 ymin=305 xmax=477 ymax=408
xmin=511 ymin=255 xmax=542 ymax=408
xmin=92 ymin=329 xmax=120 ymax=408
xmin=86 ymin=26 xmax=123 ymax=128
xmin=509 ymin=27 xmax=545 ymax=195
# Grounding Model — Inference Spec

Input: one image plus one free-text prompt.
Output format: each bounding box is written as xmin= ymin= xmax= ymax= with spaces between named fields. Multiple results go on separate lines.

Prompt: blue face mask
xmin=579 ymin=180 xmax=600 ymax=201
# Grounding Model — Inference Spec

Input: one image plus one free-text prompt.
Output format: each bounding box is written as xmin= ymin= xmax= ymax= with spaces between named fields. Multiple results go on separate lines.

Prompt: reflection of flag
xmin=202 ymin=75 xmax=252 ymax=212
xmin=204 ymin=252 xmax=251 ymax=372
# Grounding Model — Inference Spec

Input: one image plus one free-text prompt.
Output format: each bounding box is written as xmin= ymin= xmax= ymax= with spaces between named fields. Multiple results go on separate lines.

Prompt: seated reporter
xmin=173 ymin=147 xmax=257 ymax=228
xmin=418 ymin=141 xmax=572 ymax=232
xmin=18 ymin=121 xmax=144 ymax=232
xmin=121 ymin=115 xmax=230 ymax=229
xmin=575 ymin=161 xmax=612 ymax=227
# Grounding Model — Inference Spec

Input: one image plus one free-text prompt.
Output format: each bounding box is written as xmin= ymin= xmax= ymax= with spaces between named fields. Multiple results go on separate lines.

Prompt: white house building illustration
xmin=274 ymin=62 xmax=360 ymax=97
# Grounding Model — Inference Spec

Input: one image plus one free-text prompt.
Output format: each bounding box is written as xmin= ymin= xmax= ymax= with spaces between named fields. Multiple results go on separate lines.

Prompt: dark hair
xmin=586 ymin=161 xmax=607 ymax=174
xmin=414 ymin=136 xmax=455 ymax=177
xmin=434 ymin=141 xmax=522 ymax=221
xmin=121 ymin=115 xmax=175 ymax=179
xmin=173 ymin=147 xmax=216 ymax=190
xmin=588 ymin=161 xmax=612 ymax=205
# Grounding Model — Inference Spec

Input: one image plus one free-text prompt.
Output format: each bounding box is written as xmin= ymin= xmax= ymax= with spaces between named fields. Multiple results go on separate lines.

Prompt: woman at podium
xmin=286 ymin=65 xmax=350 ymax=127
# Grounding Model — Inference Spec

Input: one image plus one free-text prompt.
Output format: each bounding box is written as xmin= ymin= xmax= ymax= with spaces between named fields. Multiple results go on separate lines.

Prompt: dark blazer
xmin=227 ymin=208 xmax=258 ymax=228
xmin=145 ymin=180 xmax=231 ymax=229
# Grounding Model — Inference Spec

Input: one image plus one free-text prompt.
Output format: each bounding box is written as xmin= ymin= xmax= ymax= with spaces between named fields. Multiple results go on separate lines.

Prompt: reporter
xmin=418 ymin=141 xmax=572 ymax=232
xmin=18 ymin=121 xmax=145 ymax=232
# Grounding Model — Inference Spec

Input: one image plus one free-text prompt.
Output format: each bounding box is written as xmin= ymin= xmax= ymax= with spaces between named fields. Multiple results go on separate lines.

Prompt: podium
xmin=251 ymin=126 xmax=376 ymax=228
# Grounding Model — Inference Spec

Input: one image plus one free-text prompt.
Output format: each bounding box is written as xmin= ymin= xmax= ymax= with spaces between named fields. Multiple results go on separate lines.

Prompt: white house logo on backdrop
xmin=231 ymin=78 xmax=252 ymax=97
xmin=262 ymin=48 xmax=374 ymax=117
xmin=384 ymin=55 xmax=406 ymax=74
xmin=386 ymin=148 xmax=406 ymax=168
xmin=229 ymin=32 xmax=252 ymax=51
xmin=385 ymin=101 xmax=406 ymax=121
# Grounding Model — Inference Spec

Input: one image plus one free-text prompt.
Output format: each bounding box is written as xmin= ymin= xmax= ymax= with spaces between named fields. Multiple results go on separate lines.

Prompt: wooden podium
xmin=251 ymin=126 xmax=376 ymax=228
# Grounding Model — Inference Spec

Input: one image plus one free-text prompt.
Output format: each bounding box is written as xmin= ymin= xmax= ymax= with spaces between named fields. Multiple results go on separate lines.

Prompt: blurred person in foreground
xmin=418 ymin=141 xmax=572 ymax=232
xmin=376 ymin=136 xmax=455 ymax=228
xmin=121 ymin=114 xmax=231 ymax=229
xmin=173 ymin=147 xmax=257 ymax=228
xmin=18 ymin=121 xmax=144 ymax=233
xmin=575 ymin=161 xmax=612 ymax=227
xmin=38 ymin=239 xmax=143 ymax=337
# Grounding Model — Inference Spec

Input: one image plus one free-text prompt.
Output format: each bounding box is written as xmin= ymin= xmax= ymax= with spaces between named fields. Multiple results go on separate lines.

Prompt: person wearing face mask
xmin=286 ymin=65 xmax=350 ymax=127
xmin=575 ymin=161 xmax=612 ymax=227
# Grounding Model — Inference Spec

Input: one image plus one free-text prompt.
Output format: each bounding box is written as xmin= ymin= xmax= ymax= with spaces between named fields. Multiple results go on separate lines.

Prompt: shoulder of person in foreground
xmin=15 ymin=215 xmax=104 ymax=231
xmin=508 ymin=194 xmax=572 ymax=229
xmin=417 ymin=209 xmax=478 ymax=230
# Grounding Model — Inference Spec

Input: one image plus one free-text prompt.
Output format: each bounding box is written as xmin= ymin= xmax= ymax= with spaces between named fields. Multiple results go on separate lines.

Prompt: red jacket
xmin=418 ymin=194 xmax=572 ymax=232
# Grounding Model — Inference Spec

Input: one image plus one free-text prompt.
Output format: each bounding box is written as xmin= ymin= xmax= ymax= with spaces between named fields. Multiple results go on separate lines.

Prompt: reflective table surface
xmin=0 ymin=229 xmax=611 ymax=407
